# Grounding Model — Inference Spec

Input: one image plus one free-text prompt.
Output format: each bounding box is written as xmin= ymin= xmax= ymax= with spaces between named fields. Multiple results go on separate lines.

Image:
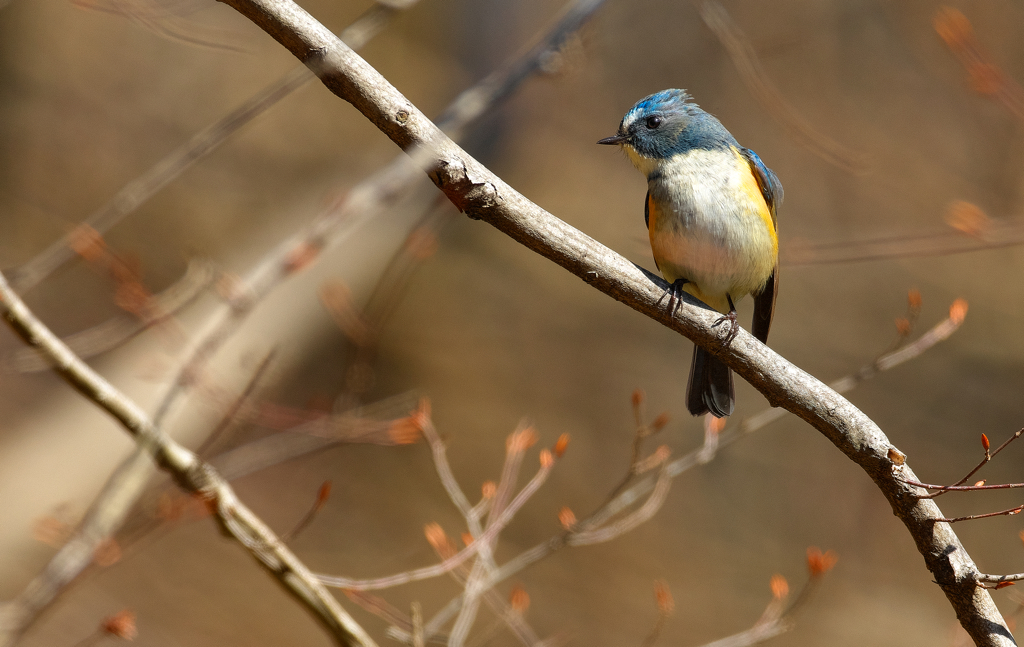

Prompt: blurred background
xmin=2 ymin=0 xmax=1024 ymax=645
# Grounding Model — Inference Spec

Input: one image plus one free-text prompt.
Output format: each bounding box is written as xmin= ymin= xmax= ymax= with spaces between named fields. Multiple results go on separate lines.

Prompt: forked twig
xmin=899 ymin=427 xmax=1024 ymax=500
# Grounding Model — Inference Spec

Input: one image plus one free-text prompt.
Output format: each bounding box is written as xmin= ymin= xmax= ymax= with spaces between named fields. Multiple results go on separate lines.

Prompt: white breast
xmin=646 ymin=148 xmax=776 ymax=313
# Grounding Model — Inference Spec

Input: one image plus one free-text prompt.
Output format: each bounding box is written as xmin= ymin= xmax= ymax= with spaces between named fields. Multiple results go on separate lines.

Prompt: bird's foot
xmin=657 ymin=278 xmax=690 ymax=317
xmin=712 ymin=296 xmax=740 ymax=347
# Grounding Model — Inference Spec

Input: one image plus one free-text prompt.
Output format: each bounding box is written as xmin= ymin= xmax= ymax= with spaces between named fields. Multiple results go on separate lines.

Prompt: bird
xmin=598 ymin=89 xmax=781 ymax=418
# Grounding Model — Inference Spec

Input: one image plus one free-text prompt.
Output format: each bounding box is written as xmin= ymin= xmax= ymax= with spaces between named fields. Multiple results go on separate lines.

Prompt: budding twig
xmin=905 ymin=427 xmax=1024 ymax=500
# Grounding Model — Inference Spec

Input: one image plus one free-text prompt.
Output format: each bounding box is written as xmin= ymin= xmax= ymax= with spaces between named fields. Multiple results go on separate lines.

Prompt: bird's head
xmin=599 ymin=89 xmax=728 ymax=177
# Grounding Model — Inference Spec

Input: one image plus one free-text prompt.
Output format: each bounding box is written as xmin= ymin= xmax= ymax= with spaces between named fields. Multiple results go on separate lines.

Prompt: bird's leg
xmin=656 ymin=278 xmax=691 ymax=318
xmin=712 ymin=294 xmax=740 ymax=347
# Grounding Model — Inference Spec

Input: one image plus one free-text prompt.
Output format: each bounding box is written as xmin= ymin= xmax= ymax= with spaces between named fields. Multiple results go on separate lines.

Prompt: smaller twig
xmin=900 ymin=479 xmax=1024 ymax=494
xmin=416 ymin=398 xmax=474 ymax=519
xmin=465 ymin=585 xmax=534 ymax=647
xmin=318 ymin=448 xmax=556 ymax=591
xmin=420 ymin=445 xmax=672 ymax=639
xmin=468 ymin=488 xmax=494 ymax=523
xmin=877 ymin=289 xmax=922 ymax=358
xmin=638 ymin=581 xmax=673 ymax=647
xmin=6 ymin=260 xmax=217 ymax=372
xmin=696 ymin=414 xmax=724 ymax=465
xmin=782 ymin=548 xmax=837 ymax=617
xmin=977 ymin=573 xmax=1024 ymax=586
xmin=281 ymin=481 xmax=332 ymax=542
xmin=335 ymin=201 xmax=456 ymax=404
xmin=628 ymin=390 xmax=654 ymax=466
xmin=693 ymin=550 xmax=836 ymax=647
xmin=345 ymin=590 xmax=449 ymax=644
xmin=68 ymin=609 xmax=137 ymax=647
xmin=194 ymin=348 xmax=277 ymax=457
xmin=444 ymin=437 xmax=552 ymax=647
xmin=935 ymin=7 xmax=1024 ymax=121
xmin=416 ymin=398 xmax=533 ymax=643
xmin=915 ymin=427 xmax=1024 ymax=499
xmin=696 ymin=616 xmax=791 ymax=647
xmin=411 ymin=602 xmax=425 ymax=647
xmin=488 ymin=425 xmax=537 ymax=526
xmin=569 ymin=453 xmax=671 ymax=546
xmin=605 ymin=391 xmax=668 ymax=502
xmin=935 ymin=505 xmax=1024 ymax=524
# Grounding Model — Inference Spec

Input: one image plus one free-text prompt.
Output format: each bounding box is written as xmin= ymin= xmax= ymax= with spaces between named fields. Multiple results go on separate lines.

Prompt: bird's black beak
xmin=597 ymin=134 xmax=626 ymax=145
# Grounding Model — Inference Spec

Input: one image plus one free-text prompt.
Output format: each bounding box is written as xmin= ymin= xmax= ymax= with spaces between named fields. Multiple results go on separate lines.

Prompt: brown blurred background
xmin=3 ymin=0 xmax=1024 ymax=645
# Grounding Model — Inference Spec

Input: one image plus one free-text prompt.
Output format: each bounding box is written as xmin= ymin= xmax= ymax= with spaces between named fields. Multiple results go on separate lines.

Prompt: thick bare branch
xmin=213 ymin=1 xmax=1013 ymax=643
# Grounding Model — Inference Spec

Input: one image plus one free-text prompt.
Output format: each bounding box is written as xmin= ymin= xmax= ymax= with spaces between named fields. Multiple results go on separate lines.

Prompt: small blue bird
xmin=599 ymin=89 xmax=781 ymax=418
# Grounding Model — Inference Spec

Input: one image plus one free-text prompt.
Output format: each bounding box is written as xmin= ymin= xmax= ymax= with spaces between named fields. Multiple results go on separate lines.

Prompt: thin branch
xmin=193 ymin=347 xmax=277 ymax=457
xmin=978 ymin=573 xmax=1024 ymax=585
xmin=695 ymin=619 xmax=791 ymax=647
xmin=418 ymin=401 xmax=478 ymax=519
xmin=698 ymin=0 xmax=868 ymax=174
xmin=782 ymin=220 xmax=1024 ymax=266
xmin=419 ymin=407 xmax=548 ymax=646
xmin=903 ymin=426 xmax=1024 ymax=499
xmin=901 ymin=479 xmax=1024 ymax=494
xmin=216 ymin=2 xmax=1012 ymax=643
xmin=281 ymin=480 xmax=332 ymax=542
xmin=316 ymin=452 xmax=555 ymax=592
xmin=935 ymin=7 xmax=1024 ymax=121
xmin=0 ymin=272 xmax=375 ymax=647
xmin=5 ymin=0 xmax=411 ymax=294
xmin=417 ymin=443 xmax=673 ymax=639
xmin=5 ymin=259 xmax=217 ymax=372
xmin=936 ymin=506 xmax=1024 ymax=524
xmin=411 ymin=602 xmax=425 ymax=647
xmin=345 ymin=590 xmax=445 ymax=642
xmin=569 ymin=457 xmax=671 ymax=546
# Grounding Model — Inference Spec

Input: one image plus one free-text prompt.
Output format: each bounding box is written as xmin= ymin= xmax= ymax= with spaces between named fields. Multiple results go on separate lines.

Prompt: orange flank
xmin=646 ymin=192 xmax=659 ymax=233
xmin=732 ymin=146 xmax=778 ymax=254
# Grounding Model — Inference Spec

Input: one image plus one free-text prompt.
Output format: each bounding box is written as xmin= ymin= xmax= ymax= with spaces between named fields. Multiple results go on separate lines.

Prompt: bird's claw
xmin=712 ymin=310 xmax=739 ymax=346
xmin=712 ymin=295 xmax=740 ymax=347
xmin=657 ymin=279 xmax=690 ymax=318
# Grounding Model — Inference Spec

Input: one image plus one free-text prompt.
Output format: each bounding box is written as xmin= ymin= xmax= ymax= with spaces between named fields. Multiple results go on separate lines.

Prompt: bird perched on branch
xmin=599 ymin=89 xmax=781 ymax=418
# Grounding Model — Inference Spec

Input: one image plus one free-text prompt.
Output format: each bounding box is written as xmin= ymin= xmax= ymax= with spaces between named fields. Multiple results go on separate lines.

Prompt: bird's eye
xmin=645 ymin=115 xmax=662 ymax=129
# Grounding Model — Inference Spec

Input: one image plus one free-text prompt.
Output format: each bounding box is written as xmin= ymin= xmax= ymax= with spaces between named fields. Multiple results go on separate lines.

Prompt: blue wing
xmin=740 ymin=147 xmax=782 ymax=229
xmin=740 ymin=147 xmax=782 ymax=344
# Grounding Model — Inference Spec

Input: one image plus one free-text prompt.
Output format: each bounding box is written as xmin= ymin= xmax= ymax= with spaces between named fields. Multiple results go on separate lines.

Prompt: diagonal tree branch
xmin=0 ymin=272 xmax=376 ymax=647
xmin=213 ymin=1 xmax=1014 ymax=644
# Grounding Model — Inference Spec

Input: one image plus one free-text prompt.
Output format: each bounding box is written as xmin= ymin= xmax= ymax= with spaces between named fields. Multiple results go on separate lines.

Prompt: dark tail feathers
xmin=686 ymin=345 xmax=734 ymax=418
